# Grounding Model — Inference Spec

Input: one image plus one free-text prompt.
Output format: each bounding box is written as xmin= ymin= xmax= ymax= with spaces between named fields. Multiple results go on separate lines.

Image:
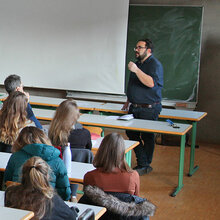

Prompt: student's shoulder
xmin=5 ymin=184 xmax=23 ymax=197
xmin=84 ymin=169 xmax=98 ymax=178
xmin=45 ymin=194 xmax=77 ymax=220
xmin=8 ymin=150 xmax=28 ymax=162
xmin=130 ymin=170 xmax=140 ymax=179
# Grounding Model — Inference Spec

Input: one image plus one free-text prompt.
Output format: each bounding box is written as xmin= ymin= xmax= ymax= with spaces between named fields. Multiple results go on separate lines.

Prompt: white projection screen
xmin=0 ymin=0 xmax=129 ymax=94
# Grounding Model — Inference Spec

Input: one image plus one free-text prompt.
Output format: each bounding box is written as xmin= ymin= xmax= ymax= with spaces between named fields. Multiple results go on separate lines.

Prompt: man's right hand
xmin=121 ymin=101 xmax=130 ymax=111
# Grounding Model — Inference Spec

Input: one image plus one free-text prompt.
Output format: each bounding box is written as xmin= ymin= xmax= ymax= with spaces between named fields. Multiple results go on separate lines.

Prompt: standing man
xmin=122 ymin=39 xmax=163 ymax=175
xmin=4 ymin=74 xmax=43 ymax=129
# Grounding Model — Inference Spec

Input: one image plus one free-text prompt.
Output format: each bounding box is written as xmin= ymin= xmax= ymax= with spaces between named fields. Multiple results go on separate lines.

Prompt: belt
xmin=131 ymin=102 xmax=160 ymax=108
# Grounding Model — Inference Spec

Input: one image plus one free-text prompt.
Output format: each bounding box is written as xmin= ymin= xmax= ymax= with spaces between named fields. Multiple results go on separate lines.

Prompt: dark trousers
xmin=126 ymin=104 xmax=161 ymax=167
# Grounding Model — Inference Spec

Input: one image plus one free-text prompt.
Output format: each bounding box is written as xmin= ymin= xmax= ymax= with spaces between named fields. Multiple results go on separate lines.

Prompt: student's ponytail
xmin=5 ymin=156 xmax=54 ymax=220
xmin=22 ymin=156 xmax=54 ymax=199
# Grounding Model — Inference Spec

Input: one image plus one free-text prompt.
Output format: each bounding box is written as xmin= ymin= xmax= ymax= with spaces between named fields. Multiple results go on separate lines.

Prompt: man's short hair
xmin=4 ymin=74 xmax=21 ymax=94
xmin=138 ymin=39 xmax=154 ymax=52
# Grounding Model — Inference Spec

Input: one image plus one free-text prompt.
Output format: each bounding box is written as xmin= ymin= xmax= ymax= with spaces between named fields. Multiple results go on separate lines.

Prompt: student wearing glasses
xmin=122 ymin=39 xmax=163 ymax=176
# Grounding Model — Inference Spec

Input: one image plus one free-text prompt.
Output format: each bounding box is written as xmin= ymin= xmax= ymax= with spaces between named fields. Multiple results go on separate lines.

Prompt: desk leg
xmin=101 ymin=128 xmax=104 ymax=137
xmin=189 ymin=122 xmax=199 ymax=176
xmin=125 ymin=150 xmax=132 ymax=167
xmin=171 ymin=134 xmax=185 ymax=197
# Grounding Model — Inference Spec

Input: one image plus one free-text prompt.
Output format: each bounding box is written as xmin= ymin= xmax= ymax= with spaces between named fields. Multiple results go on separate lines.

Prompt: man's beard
xmin=136 ymin=51 xmax=147 ymax=61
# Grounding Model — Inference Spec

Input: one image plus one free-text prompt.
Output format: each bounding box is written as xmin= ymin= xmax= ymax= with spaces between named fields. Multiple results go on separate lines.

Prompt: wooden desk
xmin=0 ymin=152 xmax=11 ymax=172
xmin=0 ymin=206 xmax=34 ymax=220
xmin=0 ymin=92 xmax=206 ymax=176
xmin=69 ymin=161 xmax=95 ymax=183
xmin=0 ymin=93 xmax=8 ymax=101
xmin=0 ymin=92 xmax=207 ymax=177
xmin=78 ymin=113 xmax=191 ymax=135
xmin=0 ymin=93 xmax=105 ymax=111
xmin=28 ymin=95 xmax=105 ymax=111
xmin=95 ymin=103 xmax=207 ymax=177
xmin=0 ymin=152 xmax=94 ymax=184
xmin=65 ymin=202 xmax=106 ymax=220
xmin=32 ymin=108 xmax=192 ymax=196
xmin=0 ymin=191 xmax=106 ymax=220
xmin=72 ymin=114 xmax=192 ymax=197
xmin=0 ymin=138 xmax=138 ymax=182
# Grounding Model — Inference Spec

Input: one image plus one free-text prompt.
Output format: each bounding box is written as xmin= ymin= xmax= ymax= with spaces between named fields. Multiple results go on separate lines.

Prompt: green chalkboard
xmin=126 ymin=6 xmax=203 ymax=102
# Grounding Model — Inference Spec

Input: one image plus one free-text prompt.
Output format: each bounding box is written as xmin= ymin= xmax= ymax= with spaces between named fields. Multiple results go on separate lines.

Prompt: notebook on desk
xmin=117 ymin=114 xmax=134 ymax=121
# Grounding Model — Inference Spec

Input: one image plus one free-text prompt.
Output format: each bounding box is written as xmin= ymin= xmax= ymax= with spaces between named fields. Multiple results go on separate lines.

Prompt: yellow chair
xmin=5 ymin=181 xmax=20 ymax=188
xmin=83 ymin=126 xmax=103 ymax=137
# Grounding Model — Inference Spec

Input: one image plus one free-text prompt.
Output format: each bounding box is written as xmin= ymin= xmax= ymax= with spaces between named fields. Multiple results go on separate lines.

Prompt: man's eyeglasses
xmin=134 ymin=46 xmax=146 ymax=51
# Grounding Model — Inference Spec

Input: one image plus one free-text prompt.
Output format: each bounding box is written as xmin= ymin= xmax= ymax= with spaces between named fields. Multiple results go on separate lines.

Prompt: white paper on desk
xmin=117 ymin=114 xmax=134 ymax=121
xmin=105 ymin=116 xmax=119 ymax=120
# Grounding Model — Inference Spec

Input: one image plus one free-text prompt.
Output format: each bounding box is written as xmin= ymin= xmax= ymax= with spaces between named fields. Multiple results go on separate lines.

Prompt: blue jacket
xmin=27 ymin=103 xmax=43 ymax=129
xmin=4 ymin=143 xmax=71 ymax=201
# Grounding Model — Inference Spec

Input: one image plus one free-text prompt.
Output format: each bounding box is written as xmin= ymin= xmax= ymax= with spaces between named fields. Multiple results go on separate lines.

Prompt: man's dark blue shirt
xmin=127 ymin=55 xmax=163 ymax=104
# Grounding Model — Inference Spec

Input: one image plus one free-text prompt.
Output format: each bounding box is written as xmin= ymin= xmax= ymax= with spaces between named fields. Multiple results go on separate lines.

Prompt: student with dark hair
xmin=4 ymin=126 xmax=71 ymax=201
xmin=0 ymin=91 xmax=28 ymax=152
xmin=5 ymin=156 xmax=78 ymax=220
xmin=83 ymin=133 xmax=140 ymax=196
xmin=4 ymin=74 xmax=42 ymax=129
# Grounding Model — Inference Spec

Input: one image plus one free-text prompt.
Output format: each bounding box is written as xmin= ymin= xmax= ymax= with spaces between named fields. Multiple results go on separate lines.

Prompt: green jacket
xmin=4 ymin=143 xmax=71 ymax=201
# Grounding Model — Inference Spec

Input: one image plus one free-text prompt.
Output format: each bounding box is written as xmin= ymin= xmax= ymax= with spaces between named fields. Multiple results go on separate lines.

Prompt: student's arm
xmin=50 ymin=194 xmax=78 ymax=220
xmin=55 ymin=158 xmax=71 ymax=201
xmin=83 ymin=171 xmax=95 ymax=188
xmin=26 ymin=103 xmax=43 ymax=129
xmin=4 ymin=155 xmax=15 ymax=183
xmin=133 ymin=171 xmax=140 ymax=197
xmin=85 ymin=129 xmax=92 ymax=150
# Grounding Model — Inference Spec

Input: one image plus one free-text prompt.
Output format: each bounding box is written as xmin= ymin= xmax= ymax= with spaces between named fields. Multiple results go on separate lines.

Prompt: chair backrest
xmin=5 ymin=181 xmax=20 ymax=188
xmin=83 ymin=126 xmax=102 ymax=139
xmin=71 ymin=148 xmax=94 ymax=164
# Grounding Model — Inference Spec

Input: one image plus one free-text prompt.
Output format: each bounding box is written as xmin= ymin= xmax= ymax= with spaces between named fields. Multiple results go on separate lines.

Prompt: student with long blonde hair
xmin=48 ymin=99 xmax=92 ymax=202
xmin=0 ymin=91 xmax=28 ymax=152
xmin=4 ymin=126 xmax=71 ymax=201
xmin=83 ymin=133 xmax=140 ymax=196
xmin=5 ymin=156 xmax=78 ymax=220
xmin=48 ymin=99 xmax=92 ymax=150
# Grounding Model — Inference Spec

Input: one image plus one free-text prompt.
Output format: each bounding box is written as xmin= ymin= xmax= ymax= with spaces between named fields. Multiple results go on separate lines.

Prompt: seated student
xmin=49 ymin=99 xmax=92 ymax=151
xmin=4 ymin=126 xmax=71 ymax=201
xmin=4 ymin=74 xmax=42 ymax=129
xmin=79 ymin=133 xmax=155 ymax=220
xmin=48 ymin=99 xmax=92 ymax=202
xmin=83 ymin=132 xmax=140 ymax=196
xmin=0 ymin=91 xmax=28 ymax=153
xmin=5 ymin=156 xmax=78 ymax=220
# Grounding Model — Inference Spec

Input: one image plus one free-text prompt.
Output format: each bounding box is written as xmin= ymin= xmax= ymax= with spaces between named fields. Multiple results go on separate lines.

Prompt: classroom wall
xmin=130 ymin=0 xmax=220 ymax=145
xmin=0 ymin=0 xmax=219 ymax=144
